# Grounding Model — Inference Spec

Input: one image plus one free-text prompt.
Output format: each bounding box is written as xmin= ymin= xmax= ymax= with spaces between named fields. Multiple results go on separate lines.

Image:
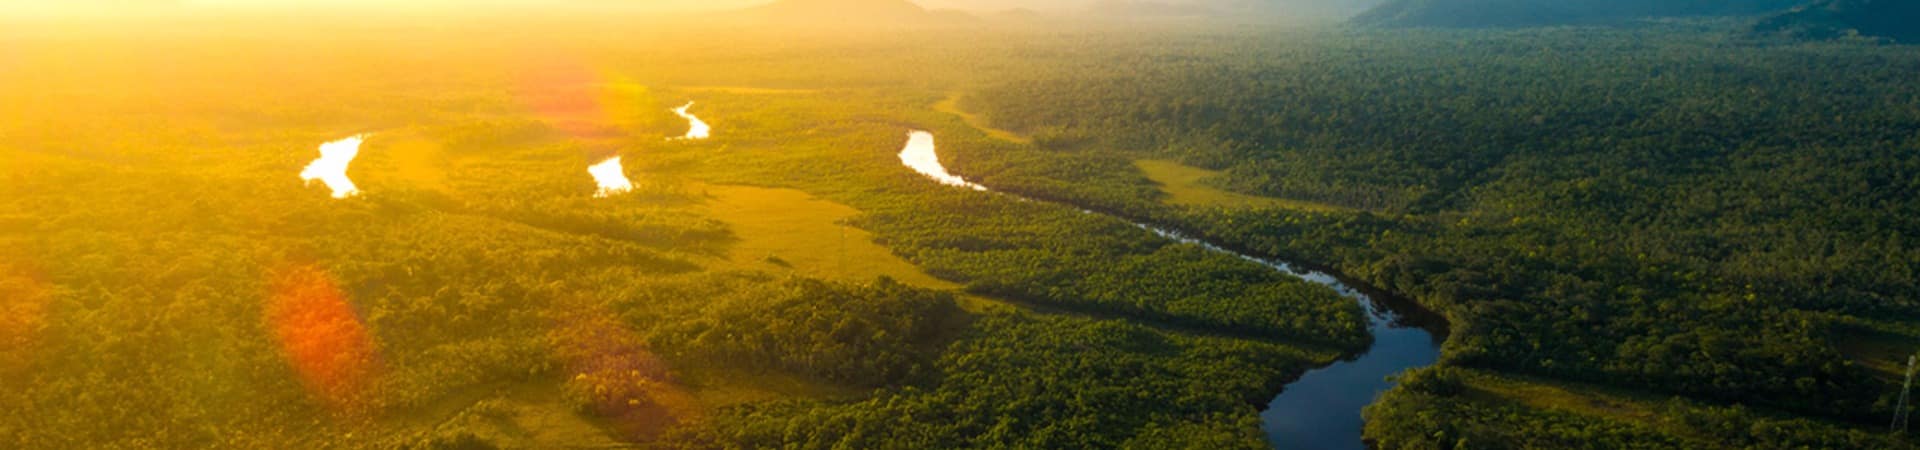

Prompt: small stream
xmin=673 ymin=101 xmax=711 ymax=140
xmin=897 ymin=130 xmax=1445 ymax=450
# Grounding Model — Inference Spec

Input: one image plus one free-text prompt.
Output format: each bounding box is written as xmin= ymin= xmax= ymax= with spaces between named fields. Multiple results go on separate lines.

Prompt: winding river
xmin=897 ymin=130 xmax=1445 ymax=450
xmin=673 ymin=101 xmax=711 ymax=140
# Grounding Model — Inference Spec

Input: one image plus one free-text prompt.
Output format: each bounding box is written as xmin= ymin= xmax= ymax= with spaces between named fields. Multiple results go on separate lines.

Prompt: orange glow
xmin=0 ymin=263 xmax=51 ymax=374
xmin=516 ymin=59 xmax=623 ymax=141
xmin=550 ymin=303 xmax=700 ymax=440
xmin=266 ymin=266 xmax=382 ymax=413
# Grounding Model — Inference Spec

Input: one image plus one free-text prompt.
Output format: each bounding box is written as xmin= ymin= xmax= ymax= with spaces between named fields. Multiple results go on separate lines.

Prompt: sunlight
xmin=551 ymin=303 xmax=700 ymax=440
xmin=672 ymin=101 xmax=711 ymax=140
xmin=589 ymin=156 xmax=636 ymax=197
xmin=0 ymin=264 xmax=49 ymax=374
xmin=267 ymin=266 xmax=381 ymax=413
xmin=898 ymin=131 xmax=986 ymax=191
xmin=299 ymin=135 xmax=366 ymax=199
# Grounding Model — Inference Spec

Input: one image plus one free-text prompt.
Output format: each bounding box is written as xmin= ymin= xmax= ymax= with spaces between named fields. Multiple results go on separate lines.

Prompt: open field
xmin=698 ymin=183 xmax=958 ymax=290
xmin=1134 ymin=159 xmax=1347 ymax=212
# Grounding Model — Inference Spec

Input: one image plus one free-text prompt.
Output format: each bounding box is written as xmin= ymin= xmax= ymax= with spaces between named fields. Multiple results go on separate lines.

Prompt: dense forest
xmin=961 ymin=21 xmax=1919 ymax=448
xmin=3 ymin=6 xmax=1918 ymax=450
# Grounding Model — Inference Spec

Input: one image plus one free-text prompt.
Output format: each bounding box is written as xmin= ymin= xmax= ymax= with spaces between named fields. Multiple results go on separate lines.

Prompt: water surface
xmin=673 ymin=102 xmax=711 ymax=140
xmin=588 ymin=156 xmax=635 ymax=198
xmin=896 ymin=131 xmax=986 ymax=191
xmin=896 ymin=130 xmax=1444 ymax=450
xmin=300 ymin=135 xmax=366 ymax=199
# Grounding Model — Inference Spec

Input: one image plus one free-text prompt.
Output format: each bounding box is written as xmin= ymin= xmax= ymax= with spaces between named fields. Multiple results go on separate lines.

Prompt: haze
xmin=2 ymin=0 xmax=1098 ymax=14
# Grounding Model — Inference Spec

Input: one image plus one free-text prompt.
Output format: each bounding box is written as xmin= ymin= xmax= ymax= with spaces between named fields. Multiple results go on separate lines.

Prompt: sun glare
xmin=299 ymin=135 xmax=366 ymax=199
xmin=898 ymin=131 xmax=986 ymax=191
xmin=589 ymin=156 xmax=636 ymax=197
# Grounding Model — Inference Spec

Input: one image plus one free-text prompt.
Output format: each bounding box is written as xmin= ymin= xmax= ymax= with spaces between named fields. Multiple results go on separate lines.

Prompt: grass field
xmin=935 ymin=92 xmax=1031 ymax=145
xmin=1133 ymin=159 xmax=1346 ymax=212
xmin=698 ymin=184 xmax=959 ymax=291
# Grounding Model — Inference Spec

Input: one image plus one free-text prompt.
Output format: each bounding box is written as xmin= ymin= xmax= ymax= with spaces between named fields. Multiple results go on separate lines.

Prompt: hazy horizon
xmin=0 ymin=0 xmax=1104 ymax=15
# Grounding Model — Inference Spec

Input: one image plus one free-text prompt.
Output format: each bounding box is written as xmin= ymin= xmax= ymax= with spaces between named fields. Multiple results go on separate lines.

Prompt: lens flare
xmin=671 ymin=101 xmax=710 ymax=140
xmin=266 ymin=266 xmax=381 ymax=412
xmin=589 ymin=156 xmax=636 ymax=198
xmin=517 ymin=59 xmax=626 ymax=141
xmin=300 ymin=135 xmax=366 ymax=199
xmin=898 ymin=130 xmax=986 ymax=191
xmin=551 ymin=304 xmax=699 ymax=441
xmin=0 ymin=264 xmax=50 ymax=374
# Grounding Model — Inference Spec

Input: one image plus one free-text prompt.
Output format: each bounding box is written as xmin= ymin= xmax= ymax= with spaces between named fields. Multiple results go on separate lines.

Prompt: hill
xmin=1352 ymin=0 xmax=1805 ymax=28
xmin=1755 ymin=0 xmax=1920 ymax=42
xmin=1085 ymin=0 xmax=1384 ymax=22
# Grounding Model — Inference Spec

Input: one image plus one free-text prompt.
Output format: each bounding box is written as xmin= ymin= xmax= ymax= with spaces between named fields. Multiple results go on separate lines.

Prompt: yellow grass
xmin=367 ymin=131 xmax=450 ymax=192
xmin=935 ymin=92 xmax=1031 ymax=145
xmin=1134 ymin=159 xmax=1346 ymax=212
xmin=699 ymin=184 xmax=959 ymax=291
xmin=1459 ymin=370 xmax=1661 ymax=421
xmin=401 ymin=381 xmax=627 ymax=448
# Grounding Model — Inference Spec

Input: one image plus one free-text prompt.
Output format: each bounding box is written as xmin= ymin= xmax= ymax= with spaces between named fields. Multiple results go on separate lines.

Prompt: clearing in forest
xmin=1135 ymin=159 xmax=1345 ymax=212
xmin=699 ymin=184 xmax=958 ymax=290
xmin=935 ymin=92 xmax=1031 ymax=145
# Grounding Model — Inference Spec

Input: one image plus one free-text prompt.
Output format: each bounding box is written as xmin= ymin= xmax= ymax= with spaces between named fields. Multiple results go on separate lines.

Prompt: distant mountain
xmin=1086 ymin=0 xmax=1215 ymax=17
xmin=993 ymin=8 xmax=1050 ymax=23
xmin=1352 ymin=0 xmax=1806 ymax=28
xmin=1755 ymin=0 xmax=1920 ymax=42
xmin=732 ymin=0 xmax=979 ymax=26
xmin=1086 ymin=0 xmax=1384 ymax=21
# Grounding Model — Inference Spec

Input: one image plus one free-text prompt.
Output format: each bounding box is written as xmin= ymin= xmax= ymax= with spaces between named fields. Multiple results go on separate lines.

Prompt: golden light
xmin=550 ymin=303 xmax=700 ymax=441
xmin=0 ymin=263 xmax=50 ymax=374
xmin=299 ymin=135 xmax=366 ymax=199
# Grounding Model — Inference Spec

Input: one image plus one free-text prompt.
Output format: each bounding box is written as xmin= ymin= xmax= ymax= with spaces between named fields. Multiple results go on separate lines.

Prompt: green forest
xmin=2 ymin=3 xmax=1918 ymax=449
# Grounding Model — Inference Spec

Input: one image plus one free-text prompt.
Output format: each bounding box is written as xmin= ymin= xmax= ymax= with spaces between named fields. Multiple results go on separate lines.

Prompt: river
xmin=300 ymin=134 xmax=366 ymax=199
xmin=673 ymin=101 xmax=711 ymax=140
xmin=897 ymin=130 xmax=1445 ymax=450
xmin=588 ymin=156 xmax=635 ymax=198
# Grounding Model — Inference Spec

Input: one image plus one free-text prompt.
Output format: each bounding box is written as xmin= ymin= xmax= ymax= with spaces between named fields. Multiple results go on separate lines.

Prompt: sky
xmin=0 ymin=0 xmax=1101 ymax=14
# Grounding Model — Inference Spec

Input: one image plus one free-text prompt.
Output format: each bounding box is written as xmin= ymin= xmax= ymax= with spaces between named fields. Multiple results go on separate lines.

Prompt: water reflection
xmin=897 ymin=131 xmax=986 ymax=191
xmin=673 ymin=102 xmax=710 ymax=140
xmin=300 ymin=135 xmax=366 ymax=199
xmin=589 ymin=156 xmax=635 ymax=198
